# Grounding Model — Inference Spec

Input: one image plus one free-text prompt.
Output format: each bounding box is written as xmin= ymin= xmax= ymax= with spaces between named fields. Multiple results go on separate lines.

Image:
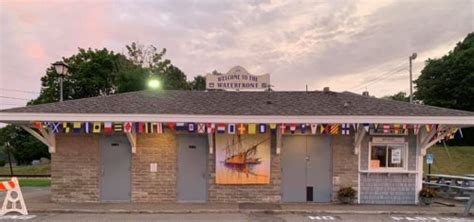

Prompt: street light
xmin=148 ymin=79 xmax=161 ymax=90
xmin=52 ymin=61 xmax=70 ymax=102
xmin=409 ymin=53 xmax=417 ymax=103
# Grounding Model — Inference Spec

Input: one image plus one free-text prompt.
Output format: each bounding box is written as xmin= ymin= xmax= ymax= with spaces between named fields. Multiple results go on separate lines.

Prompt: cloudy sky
xmin=0 ymin=0 xmax=472 ymax=109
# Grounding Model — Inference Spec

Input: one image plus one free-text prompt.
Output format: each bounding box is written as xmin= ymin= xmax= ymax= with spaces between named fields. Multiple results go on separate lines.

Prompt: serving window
xmin=369 ymin=138 xmax=407 ymax=171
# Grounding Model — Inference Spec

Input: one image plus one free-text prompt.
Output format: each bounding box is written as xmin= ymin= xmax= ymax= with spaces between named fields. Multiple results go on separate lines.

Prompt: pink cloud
xmin=25 ymin=42 xmax=47 ymax=60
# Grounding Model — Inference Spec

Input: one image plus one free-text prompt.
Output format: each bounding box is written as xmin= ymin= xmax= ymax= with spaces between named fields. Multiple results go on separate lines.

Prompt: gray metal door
xmin=100 ymin=135 xmax=131 ymax=202
xmin=177 ymin=135 xmax=208 ymax=202
xmin=282 ymin=136 xmax=332 ymax=202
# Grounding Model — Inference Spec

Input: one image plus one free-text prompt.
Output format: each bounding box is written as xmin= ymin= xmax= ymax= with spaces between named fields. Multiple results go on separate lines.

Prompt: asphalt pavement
xmin=0 ymin=213 xmax=472 ymax=222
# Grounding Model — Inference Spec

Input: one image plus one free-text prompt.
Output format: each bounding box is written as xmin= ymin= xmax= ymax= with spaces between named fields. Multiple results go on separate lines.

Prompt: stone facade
xmin=132 ymin=132 xmax=177 ymax=202
xmin=50 ymin=131 xmax=417 ymax=204
xmin=331 ymin=136 xmax=358 ymax=201
xmin=51 ymin=134 xmax=100 ymax=202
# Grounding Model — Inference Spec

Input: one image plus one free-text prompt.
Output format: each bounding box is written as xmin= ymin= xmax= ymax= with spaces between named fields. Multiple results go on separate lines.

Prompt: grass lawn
xmin=18 ymin=178 xmax=50 ymax=187
xmin=0 ymin=165 xmax=51 ymax=187
xmin=423 ymin=146 xmax=474 ymax=176
xmin=0 ymin=164 xmax=50 ymax=175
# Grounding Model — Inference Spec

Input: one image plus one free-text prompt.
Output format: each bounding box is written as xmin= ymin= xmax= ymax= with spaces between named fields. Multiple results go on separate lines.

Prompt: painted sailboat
xmin=223 ymin=136 xmax=270 ymax=177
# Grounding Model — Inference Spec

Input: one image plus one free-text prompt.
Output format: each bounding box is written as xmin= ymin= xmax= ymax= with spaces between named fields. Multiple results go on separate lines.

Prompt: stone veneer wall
xmin=331 ymin=135 xmax=359 ymax=202
xmin=359 ymin=135 xmax=417 ymax=204
xmin=132 ymin=132 xmax=177 ymax=202
xmin=51 ymin=132 xmax=394 ymax=204
xmin=51 ymin=134 xmax=100 ymax=202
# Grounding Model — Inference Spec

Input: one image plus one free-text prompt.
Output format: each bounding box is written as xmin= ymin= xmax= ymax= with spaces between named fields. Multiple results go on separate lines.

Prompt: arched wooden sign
xmin=206 ymin=66 xmax=270 ymax=90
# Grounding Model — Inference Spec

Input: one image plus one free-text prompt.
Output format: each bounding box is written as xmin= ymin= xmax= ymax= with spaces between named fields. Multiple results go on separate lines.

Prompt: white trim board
xmin=1 ymin=113 xmax=473 ymax=125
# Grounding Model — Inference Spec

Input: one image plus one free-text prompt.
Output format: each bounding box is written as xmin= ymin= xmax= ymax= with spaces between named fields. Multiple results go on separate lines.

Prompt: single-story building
xmin=0 ymin=89 xmax=473 ymax=204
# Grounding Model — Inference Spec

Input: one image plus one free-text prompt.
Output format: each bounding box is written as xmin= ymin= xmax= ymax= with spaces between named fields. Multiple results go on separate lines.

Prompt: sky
xmin=0 ymin=0 xmax=473 ymax=110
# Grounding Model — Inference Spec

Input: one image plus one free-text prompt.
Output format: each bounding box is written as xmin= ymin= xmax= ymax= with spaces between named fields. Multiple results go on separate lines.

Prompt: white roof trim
xmin=0 ymin=112 xmax=473 ymax=125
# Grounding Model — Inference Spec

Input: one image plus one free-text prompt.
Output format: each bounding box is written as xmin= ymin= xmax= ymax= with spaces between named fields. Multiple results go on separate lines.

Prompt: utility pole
xmin=409 ymin=53 xmax=417 ymax=103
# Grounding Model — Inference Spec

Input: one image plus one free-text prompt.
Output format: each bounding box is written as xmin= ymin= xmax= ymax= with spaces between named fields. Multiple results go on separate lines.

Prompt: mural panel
xmin=215 ymin=133 xmax=271 ymax=184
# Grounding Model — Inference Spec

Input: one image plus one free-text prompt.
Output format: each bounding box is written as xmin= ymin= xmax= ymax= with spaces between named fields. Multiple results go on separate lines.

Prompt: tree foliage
xmin=30 ymin=48 xmax=147 ymax=105
xmin=190 ymin=75 xmax=206 ymax=90
xmin=1 ymin=42 xmax=211 ymax=165
xmin=0 ymin=125 xmax=49 ymax=165
xmin=414 ymin=32 xmax=474 ymax=111
xmin=126 ymin=42 xmax=170 ymax=72
xmin=415 ymin=32 xmax=474 ymax=145
xmin=382 ymin=91 xmax=410 ymax=102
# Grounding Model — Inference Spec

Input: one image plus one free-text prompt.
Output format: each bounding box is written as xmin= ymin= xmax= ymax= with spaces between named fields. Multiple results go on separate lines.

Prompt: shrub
xmin=419 ymin=187 xmax=437 ymax=198
xmin=337 ymin=187 xmax=357 ymax=198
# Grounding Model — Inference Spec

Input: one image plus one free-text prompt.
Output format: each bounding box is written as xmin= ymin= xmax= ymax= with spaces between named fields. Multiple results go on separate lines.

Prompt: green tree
xmin=161 ymin=65 xmax=191 ymax=90
xmin=414 ymin=32 xmax=474 ymax=111
xmin=190 ymin=75 xmax=206 ymax=90
xmin=124 ymin=42 xmax=192 ymax=90
xmin=414 ymin=32 xmax=474 ymax=145
xmin=1 ymin=44 xmax=198 ymax=165
xmin=382 ymin=91 xmax=410 ymax=102
xmin=125 ymin=42 xmax=170 ymax=73
xmin=0 ymin=125 xmax=49 ymax=165
xmin=30 ymin=48 xmax=146 ymax=105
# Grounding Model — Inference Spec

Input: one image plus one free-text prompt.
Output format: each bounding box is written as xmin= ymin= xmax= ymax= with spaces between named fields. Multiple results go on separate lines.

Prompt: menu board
xmin=391 ymin=148 xmax=402 ymax=164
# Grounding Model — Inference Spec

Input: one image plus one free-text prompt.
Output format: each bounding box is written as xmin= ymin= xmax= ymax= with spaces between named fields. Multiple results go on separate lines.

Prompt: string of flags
xmin=29 ymin=121 xmax=462 ymax=140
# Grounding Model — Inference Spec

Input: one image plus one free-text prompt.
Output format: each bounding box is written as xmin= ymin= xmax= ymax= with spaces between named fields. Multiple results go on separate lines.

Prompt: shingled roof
xmin=1 ymin=90 xmax=473 ymax=117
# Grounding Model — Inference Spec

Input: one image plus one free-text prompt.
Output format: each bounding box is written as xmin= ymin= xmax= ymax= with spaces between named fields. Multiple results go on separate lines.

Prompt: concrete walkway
xmin=6 ymin=188 xmax=472 ymax=216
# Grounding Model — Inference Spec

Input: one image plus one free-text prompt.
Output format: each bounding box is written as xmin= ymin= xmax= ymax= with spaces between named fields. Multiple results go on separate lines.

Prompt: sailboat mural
xmin=215 ymin=134 xmax=271 ymax=184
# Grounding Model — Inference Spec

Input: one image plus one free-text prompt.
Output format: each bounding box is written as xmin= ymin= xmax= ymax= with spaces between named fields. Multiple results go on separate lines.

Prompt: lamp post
xmin=52 ymin=61 xmax=70 ymax=102
xmin=409 ymin=53 xmax=417 ymax=103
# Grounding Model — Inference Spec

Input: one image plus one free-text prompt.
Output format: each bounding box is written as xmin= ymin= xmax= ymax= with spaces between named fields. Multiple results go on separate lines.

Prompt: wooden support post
xmin=276 ymin=128 xmax=282 ymax=155
xmin=125 ymin=132 xmax=137 ymax=154
xmin=419 ymin=125 xmax=452 ymax=156
xmin=353 ymin=125 xmax=365 ymax=155
xmin=208 ymin=133 xmax=214 ymax=154
xmin=38 ymin=128 xmax=55 ymax=153
xmin=20 ymin=126 xmax=56 ymax=153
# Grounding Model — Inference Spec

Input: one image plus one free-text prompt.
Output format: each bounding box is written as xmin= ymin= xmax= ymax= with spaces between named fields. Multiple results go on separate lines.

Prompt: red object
xmin=33 ymin=122 xmax=42 ymax=129
xmin=280 ymin=123 xmax=286 ymax=134
xmin=167 ymin=122 xmax=176 ymax=130
xmin=207 ymin=123 xmax=215 ymax=133
xmin=103 ymin=125 xmax=113 ymax=134
xmin=137 ymin=122 xmax=145 ymax=133
xmin=323 ymin=124 xmax=331 ymax=134
xmin=0 ymin=180 xmax=16 ymax=191
xmin=124 ymin=122 xmax=132 ymax=132
xmin=383 ymin=124 xmax=391 ymax=133
xmin=289 ymin=124 xmax=296 ymax=134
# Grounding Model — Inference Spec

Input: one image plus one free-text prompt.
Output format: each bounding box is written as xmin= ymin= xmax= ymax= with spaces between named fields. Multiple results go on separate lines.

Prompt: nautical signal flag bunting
xmin=30 ymin=122 xmax=443 ymax=138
